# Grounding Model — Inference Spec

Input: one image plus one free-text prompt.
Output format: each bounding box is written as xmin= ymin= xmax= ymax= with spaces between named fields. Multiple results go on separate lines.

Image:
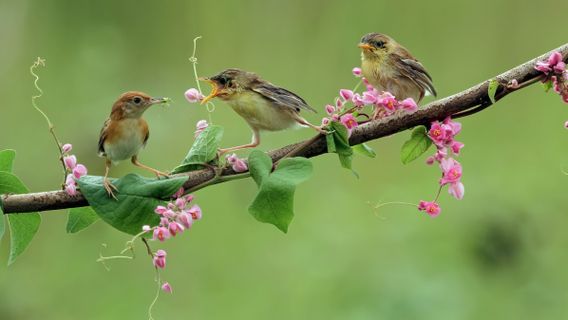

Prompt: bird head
xmin=112 ymin=91 xmax=168 ymax=119
xmin=200 ymin=68 xmax=258 ymax=104
xmin=358 ymin=33 xmax=394 ymax=60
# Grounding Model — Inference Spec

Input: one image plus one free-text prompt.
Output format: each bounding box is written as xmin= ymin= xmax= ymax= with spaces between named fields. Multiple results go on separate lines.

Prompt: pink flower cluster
xmin=418 ymin=117 xmax=465 ymax=217
xmin=150 ymin=189 xmax=202 ymax=241
xmin=62 ymin=143 xmax=88 ymax=196
xmin=535 ymin=52 xmax=568 ymax=104
xmin=143 ymin=187 xmax=203 ymax=293
xmin=227 ymin=153 xmax=248 ymax=172
xmin=184 ymin=88 xmax=205 ymax=103
xmin=320 ymin=68 xmax=418 ymax=134
xmin=194 ymin=119 xmax=209 ymax=138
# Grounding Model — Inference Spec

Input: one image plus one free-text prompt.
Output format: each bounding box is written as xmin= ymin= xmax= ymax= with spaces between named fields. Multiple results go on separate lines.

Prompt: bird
xmin=358 ymin=33 xmax=436 ymax=117
xmin=98 ymin=91 xmax=169 ymax=197
xmin=200 ymin=68 xmax=323 ymax=154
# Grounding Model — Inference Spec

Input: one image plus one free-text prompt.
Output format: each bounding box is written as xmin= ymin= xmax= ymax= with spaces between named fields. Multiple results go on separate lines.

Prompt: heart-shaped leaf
xmin=66 ymin=207 xmax=100 ymax=234
xmin=401 ymin=126 xmax=433 ymax=164
xmin=171 ymin=125 xmax=224 ymax=174
xmin=248 ymin=150 xmax=273 ymax=187
xmin=77 ymin=174 xmax=187 ymax=235
xmin=0 ymin=149 xmax=16 ymax=172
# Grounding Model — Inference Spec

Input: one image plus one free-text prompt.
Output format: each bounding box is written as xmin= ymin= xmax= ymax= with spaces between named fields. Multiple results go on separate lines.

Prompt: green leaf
xmin=329 ymin=122 xmax=354 ymax=170
xmin=248 ymin=157 xmax=313 ymax=233
xmin=66 ymin=207 xmax=100 ymax=234
xmin=0 ymin=171 xmax=41 ymax=265
xmin=0 ymin=207 xmax=5 ymax=246
xmin=77 ymin=174 xmax=187 ymax=235
xmin=7 ymin=213 xmax=41 ymax=265
xmin=248 ymin=150 xmax=272 ymax=187
xmin=171 ymin=125 xmax=224 ymax=174
xmin=326 ymin=133 xmax=336 ymax=153
xmin=0 ymin=150 xmax=16 ymax=172
xmin=488 ymin=79 xmax=499 ymax=104
xmin=400 ymin=126 xmax=433 ymax=164
xmin=353 ymin=143 xmax=376 ymax=158
xmin=543 ymin=80 xmax=553 ymax=92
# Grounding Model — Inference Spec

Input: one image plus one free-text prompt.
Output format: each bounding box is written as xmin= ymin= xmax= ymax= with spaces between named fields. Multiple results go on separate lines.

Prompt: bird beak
xmin=199 ymin=78 xmax=221 ymax=105
xmin=150 ymin=97 xmax=170 ymax=105
xmin=358 ymin=43 xmax=373 ymax=51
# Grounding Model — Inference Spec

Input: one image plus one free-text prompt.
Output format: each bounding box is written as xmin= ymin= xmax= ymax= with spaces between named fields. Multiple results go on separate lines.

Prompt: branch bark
xmin=3 ymin=43 xmax=568 ymax=214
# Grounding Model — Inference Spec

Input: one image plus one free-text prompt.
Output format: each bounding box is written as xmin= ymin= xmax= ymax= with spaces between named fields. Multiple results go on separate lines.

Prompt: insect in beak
xmin=150 ymin=97 xmax=170 ymax=105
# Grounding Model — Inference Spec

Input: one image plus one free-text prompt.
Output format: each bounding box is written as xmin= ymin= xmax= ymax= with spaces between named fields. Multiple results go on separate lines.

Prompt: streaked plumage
xmin=359 ymin=33 xmax=436 ymax=105
xmin=201 ymin=68 xmax=322 ymax=154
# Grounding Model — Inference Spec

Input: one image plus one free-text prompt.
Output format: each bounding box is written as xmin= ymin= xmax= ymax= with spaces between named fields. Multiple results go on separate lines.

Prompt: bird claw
xmin=103 ymin=179 xmax=118 ymax=200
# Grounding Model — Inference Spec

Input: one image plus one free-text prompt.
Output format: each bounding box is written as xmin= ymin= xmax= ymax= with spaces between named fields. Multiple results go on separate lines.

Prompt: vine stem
xmin=30 ymin=57 xmax=68 ymax=187
xmin=189 ymin=36 xmax=216 ymax=124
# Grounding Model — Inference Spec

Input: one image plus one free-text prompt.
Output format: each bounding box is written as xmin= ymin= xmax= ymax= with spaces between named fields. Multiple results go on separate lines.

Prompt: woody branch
xmin=2 ymin=43 xmax=567 ymax=214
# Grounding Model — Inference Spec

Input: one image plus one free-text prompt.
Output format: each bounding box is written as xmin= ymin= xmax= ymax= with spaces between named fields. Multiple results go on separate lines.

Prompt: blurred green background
xmin=1 ymin=0 xmax=568 ymax=319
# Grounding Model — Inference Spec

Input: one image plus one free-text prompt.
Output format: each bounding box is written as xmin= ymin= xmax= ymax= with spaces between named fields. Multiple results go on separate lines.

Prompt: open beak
xmin=358 ymin=43 xmax=373 ymax=51
xmin=199 ymin=78 xmax=221 ymax=105
xmin=150 ymin=97 xmax=170 ymax=105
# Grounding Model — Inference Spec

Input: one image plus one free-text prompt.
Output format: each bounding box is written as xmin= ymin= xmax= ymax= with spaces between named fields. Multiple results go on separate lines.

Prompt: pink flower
xmin=142 ymin=225 xmax=152 ymax=232
xmin=352 ymin=94 xmax=364 ymax=107
xmin=509 ymin=79 xmax=519 ymax=89
xmin=153 ymin=227 xmax=170 ymax=242
xmin=340 ymin=113 xmax=358 ymax=132
xmin=399 ymin=98 xmax=418 ymax=112
xmin=331 ymin=114 xmax=340 ymax=122
xmin=443 ymin=117 xmax=462 ymax=136
xmin=565 ymin=121 xmax=568 ymax=129
xmin=335 ymin=98 xmax=343 ymax=109
xmin=321 ymin=117 xmax=330 ymax=126
xmin=450 ymin=141 xmax=464 ymax=155
xmin=185 ymin=88 xmax=204 ymax=103
xmin=73 ymin=164 xmax=87 ymax=179
xmin=184 ymin=194 xmax=194 ymax=203
xmin=177 ymin=212 xmax=193 ymax=229
xmin=194 ymin=120 xmax=209 ymax=138
xmin=168 ymin=221 xmax=184 ymax=236
xmin=153 ymin=250 xmax=167 ymax=269
xmin=155 ymin=206 xmax=168 ymax=215
xmin=362 ymin=91 xmax=378 ymax=105
xmin=175 ymin=197 xmax=186 ymax=210
xmin=65 ymin=182 xmax=77 ymax=196
xmin=226 ymin=154 xmax=248 ymax=172
xmin=418 ymin=201 xmax=441 ymax=217
xmin=448 ymin=181 xmax=465 ymax=200
xmin=428 ymin=122 xmax=447 ymax=145
xmin=339 ymin=89 xmax=354 ymax=101
xmin=434 ymin=148 xmax=447 ymax=161
xmin=188 ymin=204 xmax=202 ymax=220
xmin=352 ymin=67 xmax=362 ymax=77
xmin=377 ymin=92 xmax=397 ymax=112
xmin=173 ymin=187 xmax=185 ymax=199
xmin=161 ymin=282 xmax=173 ymax=294
xmin=554 ymin=61 xmax=566 ymax=74
xmin=549 ymin=51 xmax=563 ymax=66
xmin=61 ymin=143 xmax=72 ymax=153
xmin=439 ymin=158 xmax=462 ymax=185
xmin=535 ymin=61 xmax=552 ymax=74
xmin=425 ymin=156 xmax=435 ymax=165
xmin=63 ymin=155 xmax=77 ymax=170
xmin=325 ymin=104 xmax=335 ymax=115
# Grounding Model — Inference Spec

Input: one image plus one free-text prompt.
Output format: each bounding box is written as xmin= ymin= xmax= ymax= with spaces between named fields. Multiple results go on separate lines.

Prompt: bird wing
xmin=252 ymin=83 xmax=317 ymax=113
xmin=396 ymin=57 xmax=437 ymax=97
xmin=97 ymin=118 xmax=111 ymax=156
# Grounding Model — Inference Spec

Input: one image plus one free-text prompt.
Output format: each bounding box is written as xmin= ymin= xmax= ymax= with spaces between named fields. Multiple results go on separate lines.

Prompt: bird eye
xmin=132 ymin=96 xmax=142 ymax=104
xmin=374 ymin=40 xmax=385 ymax=48
xmin=218 ymin=76 xmax=228 ymax=86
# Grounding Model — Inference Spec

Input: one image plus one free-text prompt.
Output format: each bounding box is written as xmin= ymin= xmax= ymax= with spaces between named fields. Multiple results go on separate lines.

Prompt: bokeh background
xmin=1 ymin=0 xmax=568 ymax=319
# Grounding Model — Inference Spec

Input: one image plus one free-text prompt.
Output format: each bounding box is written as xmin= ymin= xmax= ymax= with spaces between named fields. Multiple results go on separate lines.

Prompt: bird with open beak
xmin=98 ymin=91 xmax=169 ymax=197
xmin=358 ymin=33 xmax=436 ymax=117
xmin=200 ymin=68 xmax=323 ymax=154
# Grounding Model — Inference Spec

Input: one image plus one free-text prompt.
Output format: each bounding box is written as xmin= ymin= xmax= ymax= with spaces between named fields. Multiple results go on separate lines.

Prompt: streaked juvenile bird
xmin=200 ymin=68 xmax=322 ymax=154
xmin=359 ymin=33 xmax=436 ymax=116
xmin=98 ymin=91 xmax=169 ymax=197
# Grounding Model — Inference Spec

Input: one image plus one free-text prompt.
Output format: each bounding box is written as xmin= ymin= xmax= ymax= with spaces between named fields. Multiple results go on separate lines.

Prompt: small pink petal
xmin=339 ymin=89 xmax=354 ymax=101
xmin=63 ymin=155 xmax=77 ymax=170
xmin=161 ymin=282 xmax=173 ymax=294
xmin=73 ymin=164 xmax=87 ymax=179
xmin=61 ymin=143 xmax=72 ymax=153
xmin=184 ymin=88 xmax=203 ymax=103
xmin=352 ymin=67 xmax=362 ymax=77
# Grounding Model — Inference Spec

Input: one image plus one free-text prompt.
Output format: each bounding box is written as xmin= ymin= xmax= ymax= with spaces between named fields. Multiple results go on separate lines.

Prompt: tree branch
xmin=3 ymin=43 xmax=568 ymax=214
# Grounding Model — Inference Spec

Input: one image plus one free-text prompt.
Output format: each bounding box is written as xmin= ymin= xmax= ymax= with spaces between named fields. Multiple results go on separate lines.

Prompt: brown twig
xmin=2 ymin=43 xmax=567 ymax=214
